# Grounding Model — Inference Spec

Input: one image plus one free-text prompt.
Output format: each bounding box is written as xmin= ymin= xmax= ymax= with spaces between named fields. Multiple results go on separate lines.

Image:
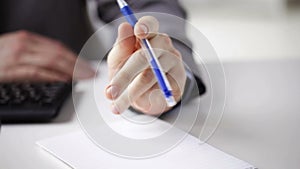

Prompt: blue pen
xmin=116 ymin=0 xmax=176 ymax=107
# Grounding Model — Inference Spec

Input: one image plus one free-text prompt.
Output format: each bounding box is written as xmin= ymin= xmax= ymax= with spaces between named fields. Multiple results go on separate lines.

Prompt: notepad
xmin=37 ymin=63 xmax=256 ymax=169
xmin=37 ymin=128 xmax=256 ymax=169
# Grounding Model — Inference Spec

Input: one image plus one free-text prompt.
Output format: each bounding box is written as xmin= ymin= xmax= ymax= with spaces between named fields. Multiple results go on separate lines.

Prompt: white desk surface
xmin=1 ymin=60 xmax=300 ymax=169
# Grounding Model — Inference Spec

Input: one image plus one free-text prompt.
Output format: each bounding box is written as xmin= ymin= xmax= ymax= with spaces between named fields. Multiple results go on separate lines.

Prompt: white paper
xmin=37 ymin=129 xmax=256 ymax=169
xmin=37 ymin=62 xmax=256 ymax=169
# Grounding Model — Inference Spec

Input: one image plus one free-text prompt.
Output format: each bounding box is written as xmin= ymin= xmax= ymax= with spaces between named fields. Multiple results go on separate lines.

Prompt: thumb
xmin=134 ymin=16 xmax=159 ymax=40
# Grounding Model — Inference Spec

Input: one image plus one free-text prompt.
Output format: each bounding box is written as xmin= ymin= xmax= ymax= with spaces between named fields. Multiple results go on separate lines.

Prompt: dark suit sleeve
xmin=96 ymin=0 xmax=187 ymax=23
xmin=96 ymin=0 xmax=205 ymax=98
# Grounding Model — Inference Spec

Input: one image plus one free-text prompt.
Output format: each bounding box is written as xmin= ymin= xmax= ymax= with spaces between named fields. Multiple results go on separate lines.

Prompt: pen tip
xmin=166 ymin=96 xmax=177 ymax=107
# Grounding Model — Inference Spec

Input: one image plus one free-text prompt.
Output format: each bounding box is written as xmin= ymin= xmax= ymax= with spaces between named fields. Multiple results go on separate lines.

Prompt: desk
xmin=1 ymin=59 xmax=300 ymax=169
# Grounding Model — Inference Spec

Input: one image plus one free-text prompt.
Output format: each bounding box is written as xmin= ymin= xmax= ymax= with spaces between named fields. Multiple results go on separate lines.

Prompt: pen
xmin=116 ymin=0 xmax=176 ymax=107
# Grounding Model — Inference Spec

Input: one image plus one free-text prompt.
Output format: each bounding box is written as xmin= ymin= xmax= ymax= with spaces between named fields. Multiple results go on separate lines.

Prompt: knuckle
xmin=172 ymin=85 xmax=182 ymax=98
xmin=167 ymin=56 xmax=177 ymax=67
xmin=16 ymin=30 xmax=30 ymax=41
xmin=54 ymin=41 xmax=65 ymax=51
xmin=9 ymin=31 xmax=30 ymax=61
xmin=140 ymin=69 xmax=154 ymax=84
xmin=163 ymin=35 xmax=172 ymax=46
xmin=134 ymin=50 xmax=147 ymax=65
xmin=172 ymin=48 xmax=182 ymax=59
xmin=169 ymin=77 xmax=183 ymax=98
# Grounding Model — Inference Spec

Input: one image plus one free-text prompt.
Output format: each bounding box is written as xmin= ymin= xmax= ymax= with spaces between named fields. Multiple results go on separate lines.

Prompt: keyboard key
xmin=0 ymin=82 xmax=72 ymax=122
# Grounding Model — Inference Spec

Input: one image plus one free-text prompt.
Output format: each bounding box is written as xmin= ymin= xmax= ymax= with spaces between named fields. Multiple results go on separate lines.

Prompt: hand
xmin=0 ymin=30 xmax=95 ymax=82
xmin=105 ymin=16 xmax=186 ymax=115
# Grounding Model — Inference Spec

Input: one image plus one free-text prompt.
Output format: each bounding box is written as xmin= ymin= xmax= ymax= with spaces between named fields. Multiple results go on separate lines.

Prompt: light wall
xmin=87 ymin=1 xmax=300 ymax=62
xmin=181 ymin=0 xmax=300 ymax=62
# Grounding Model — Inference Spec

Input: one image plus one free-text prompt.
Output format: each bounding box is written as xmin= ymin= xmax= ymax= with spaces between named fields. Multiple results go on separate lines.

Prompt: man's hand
xmin=106 ymin=16 xmax=186 ymax=115
xmin=0 ymin=30 xmax=95 ymax=82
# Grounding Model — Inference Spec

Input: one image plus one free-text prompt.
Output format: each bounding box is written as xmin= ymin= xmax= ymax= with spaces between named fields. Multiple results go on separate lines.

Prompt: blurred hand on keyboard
xmin=0 ymin=30 xmax=95 ymax=82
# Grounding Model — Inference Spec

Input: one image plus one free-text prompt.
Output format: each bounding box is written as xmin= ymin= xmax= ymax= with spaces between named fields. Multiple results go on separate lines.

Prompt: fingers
xmin=106 ymin=51 xmax=176 ymax=100
xmin=106 ymin=17 xmax=186 ymax=115
xmin=133 ymin=84 xmax=167 ymax=115
xmin=107 ymin=22 xmax=136 ymax=80
xmin=112 ymin=72 xmax=182 ymax=115
xmin=107 ymin=33 xmax=175 ymax=82
xmin=0 ymin=65 xmax=69 ymax=82
xmin=0 ymin=30 xmax=95 ymax=83
xmin=24 ymin=31 xmax=59 ymax=47
xmin=108 ymin=17 xmax=169 ymax=80
xmin=127 ymin=53 xmax=183 ymax=100
xmin=16 ymin=31 xmax=95 ymax=80
xmin=106 ymin=32 xmax=180 ymax=101
xmin=127 ymin=68 xmax=155 ymax=101
xmin=19 ymin=53 xmax=73 ymax=80
xmin=19 ymin=52 xmax=95 ymax=81
xmin=107 ymin=52 xmax=182 ymax=115
xmin=146 ymin=33 xmax=180 ymax=58
xmin=134 ymin=16 xmax=159 ymax=39
xmin=29 ymin=34 xmax=78 ymax=67
xmin=168 ymin=64 xmax=187 ymax=97
xmin=110 ymin=70 xmax=162 ymax=115
xmin=106 ymin=49 xmax=147 ymax=100
xmin=134 ymin=73 xmax=183 ymax=115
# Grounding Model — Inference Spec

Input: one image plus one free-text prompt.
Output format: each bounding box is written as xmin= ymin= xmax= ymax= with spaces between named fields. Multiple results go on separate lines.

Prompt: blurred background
xmin=181 ymin=0 xmax=300 ymax=62
xmin=88 ymin=0 xmax=300 ymax=62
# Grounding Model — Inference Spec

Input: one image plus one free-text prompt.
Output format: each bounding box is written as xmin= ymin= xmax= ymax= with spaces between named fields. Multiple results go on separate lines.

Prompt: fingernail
xmin=111 ymin=104 xmax=120 ymax=115
xmin=106 ymin=85 xmax=119 ymax=99
xmin=140 ymin=24 xmax=148 ymax=34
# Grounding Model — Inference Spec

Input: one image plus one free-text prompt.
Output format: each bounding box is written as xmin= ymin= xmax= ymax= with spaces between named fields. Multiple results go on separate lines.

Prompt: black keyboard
xmin=0 ymin=82 xmax=72 ymax=123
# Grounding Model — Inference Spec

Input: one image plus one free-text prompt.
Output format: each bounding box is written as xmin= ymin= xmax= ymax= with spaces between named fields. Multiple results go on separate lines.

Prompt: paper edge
xmin=36 ymin=139 xmax=76 ymax=169
xmin=36 ymin=131 xmax=257 ymax=169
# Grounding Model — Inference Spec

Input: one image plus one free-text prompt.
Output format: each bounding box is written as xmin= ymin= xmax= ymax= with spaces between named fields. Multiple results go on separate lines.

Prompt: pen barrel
xmin=150 ymin=59 xmax=173 ymax=98
xmin=120 ymin=6 xmax=138 ymax=27
xmin=141 ymin=39 xmax=173 ymax=99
